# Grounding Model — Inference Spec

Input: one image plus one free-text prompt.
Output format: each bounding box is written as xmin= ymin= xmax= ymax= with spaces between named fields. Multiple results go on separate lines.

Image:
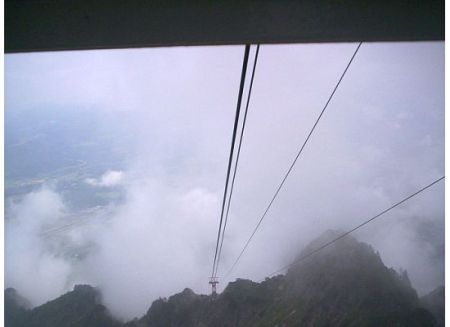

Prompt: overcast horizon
xmin=5 ymin=41 xmax=444 ymax=320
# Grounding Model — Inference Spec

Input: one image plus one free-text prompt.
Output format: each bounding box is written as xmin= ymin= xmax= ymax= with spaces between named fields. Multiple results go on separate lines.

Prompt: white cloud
xmin=5 ymin=188 xmax=72 ymax=306
xmin=85 ymin=170 xmax=124 ymax=187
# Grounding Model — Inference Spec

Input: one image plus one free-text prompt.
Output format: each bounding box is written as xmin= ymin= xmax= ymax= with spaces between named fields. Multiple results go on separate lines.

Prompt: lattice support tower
xmin=209 ymin=276 xmax=219 ymax=297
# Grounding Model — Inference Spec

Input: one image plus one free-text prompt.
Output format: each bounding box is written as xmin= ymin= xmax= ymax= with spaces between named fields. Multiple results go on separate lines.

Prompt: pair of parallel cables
xmin=211 ymin=44 xmax=260 ymax=281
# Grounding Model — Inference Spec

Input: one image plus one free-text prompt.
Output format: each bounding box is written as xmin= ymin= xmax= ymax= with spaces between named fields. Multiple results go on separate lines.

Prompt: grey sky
xmin=5 ymin=42 xmax=444 ymax=320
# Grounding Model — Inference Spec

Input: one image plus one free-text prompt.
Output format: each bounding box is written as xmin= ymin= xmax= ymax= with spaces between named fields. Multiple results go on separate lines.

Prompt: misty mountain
xmin=420 ymin=286 xmax=445 ymax=327
xmin=5 ymin=288 xmax=32 ymax=327
xmin=5 ymin=285 xmax=120 ymax=327
xmin=5 ymin=231 xmax=443 ymax=327
xmin=126 ymin=231 xmax=439 ymax=327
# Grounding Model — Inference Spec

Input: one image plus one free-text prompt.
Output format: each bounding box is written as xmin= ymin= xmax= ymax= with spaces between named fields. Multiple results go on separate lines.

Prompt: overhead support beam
xmin=5 ymin=0 xmax=444 ymax=53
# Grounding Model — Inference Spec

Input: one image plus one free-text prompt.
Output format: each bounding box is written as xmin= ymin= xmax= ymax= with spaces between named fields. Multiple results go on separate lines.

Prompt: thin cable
xmin=41 ymin=220 xmax=88 ymax=236
xmin=41 ymin=215 xmax=107 ymax=238
xmin=268 ymin=175 xmax=445 ymax=276
xmin=224 ymin=42 xmax=363 ymax=278
xmin=211 ymin=44 xmax=251 ymax=278
xmin=214 ymin=44 xmax=260 ymax=277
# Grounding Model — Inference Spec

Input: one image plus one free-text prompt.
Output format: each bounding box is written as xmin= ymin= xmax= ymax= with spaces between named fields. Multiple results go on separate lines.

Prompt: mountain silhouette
xmin=5 ymin=231 xmax=442 ymax=327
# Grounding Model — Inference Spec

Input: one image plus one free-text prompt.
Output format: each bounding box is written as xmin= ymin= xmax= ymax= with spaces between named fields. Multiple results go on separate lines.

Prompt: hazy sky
xmin=5 ymin=42 xmax=444 ymax=320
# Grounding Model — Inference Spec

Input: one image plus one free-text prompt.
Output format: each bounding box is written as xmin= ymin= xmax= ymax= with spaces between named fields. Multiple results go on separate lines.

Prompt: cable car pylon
xmin=209 ymin=276 xmax=219 ymax=298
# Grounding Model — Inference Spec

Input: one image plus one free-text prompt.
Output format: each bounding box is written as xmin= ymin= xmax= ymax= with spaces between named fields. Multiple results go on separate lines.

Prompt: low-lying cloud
xmin=5 ymin=174 xmax=222 ymax=318
xmin=85 ymin=170 xmax=124 ymax=187
xmin=5 ymin=188 xmax=72 ymax=306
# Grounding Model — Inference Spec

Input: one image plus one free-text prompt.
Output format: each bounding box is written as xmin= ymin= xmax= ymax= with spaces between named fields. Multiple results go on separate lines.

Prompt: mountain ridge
xmin=5 ymin=231 xmax=444 ymax=327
